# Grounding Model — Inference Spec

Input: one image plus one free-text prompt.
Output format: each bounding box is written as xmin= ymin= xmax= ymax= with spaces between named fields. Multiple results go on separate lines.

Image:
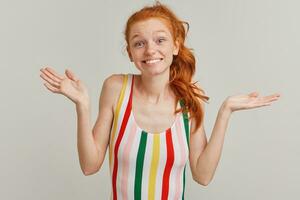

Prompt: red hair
xmin=124 ymin=2 xmax=210 ymax=134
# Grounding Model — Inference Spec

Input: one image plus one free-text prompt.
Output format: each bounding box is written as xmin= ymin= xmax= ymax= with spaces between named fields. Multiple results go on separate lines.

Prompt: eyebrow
xmin=130 ymin=30 xmax=167 ymax=41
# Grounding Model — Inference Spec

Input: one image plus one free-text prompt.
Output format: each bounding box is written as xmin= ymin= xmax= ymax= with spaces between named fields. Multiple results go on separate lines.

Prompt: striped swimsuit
xmin=108 ymin=74 xmax=191 ymax=200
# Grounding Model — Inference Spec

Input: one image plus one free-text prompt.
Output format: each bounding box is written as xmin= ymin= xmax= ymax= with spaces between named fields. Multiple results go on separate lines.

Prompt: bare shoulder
xmin=103 ymin=74 xmax=124 ymax=89
xmin=101 ymin=74 xmax=125 ymax=112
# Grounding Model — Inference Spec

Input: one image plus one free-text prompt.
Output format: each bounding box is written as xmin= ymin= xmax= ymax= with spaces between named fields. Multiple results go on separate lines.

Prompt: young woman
xmin=39 ymin=2 xmax=280 ymax=200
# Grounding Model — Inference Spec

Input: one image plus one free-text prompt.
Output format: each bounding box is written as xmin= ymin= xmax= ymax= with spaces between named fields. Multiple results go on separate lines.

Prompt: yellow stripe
xmin=109 ymin=74 xmax=128 ymax=169
xmin=148 ymin=134 xmax=160 ymax=200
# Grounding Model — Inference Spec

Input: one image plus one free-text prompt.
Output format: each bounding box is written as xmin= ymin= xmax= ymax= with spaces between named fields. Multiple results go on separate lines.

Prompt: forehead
xmin=129 ymin=18 xmax=172 ymax=40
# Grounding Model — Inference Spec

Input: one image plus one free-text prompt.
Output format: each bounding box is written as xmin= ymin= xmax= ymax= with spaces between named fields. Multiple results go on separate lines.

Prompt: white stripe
xmin=180 ymin=113 xmax=190 ymax=158
xmin=116 ymin=114 xmax=135 ymax=200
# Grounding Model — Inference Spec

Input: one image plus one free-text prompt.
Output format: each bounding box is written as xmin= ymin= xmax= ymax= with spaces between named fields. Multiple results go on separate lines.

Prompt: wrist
xmin=76 ymin=95 xmax=90 ymax=105
xmin=219 ymin=101 xmax=232 ymax=117
xmin=76 ymin=100 xmax=90 ymax=111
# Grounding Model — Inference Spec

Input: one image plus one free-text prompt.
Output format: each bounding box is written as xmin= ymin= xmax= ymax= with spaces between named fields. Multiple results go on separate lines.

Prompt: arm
xmin=189 ymin=91 xmax=280 ymax=185
xmin=40 ymin=67 xmax=122 ymax=176
xmin=191 ymin=104 xmax=231 ymax=186
xmin=77 ymin=74 xmax=123 ymax=175
xmin=76 ymin=102 xmax=98 ymax=176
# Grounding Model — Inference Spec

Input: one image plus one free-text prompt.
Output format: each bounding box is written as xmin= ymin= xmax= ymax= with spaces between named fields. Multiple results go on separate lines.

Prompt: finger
xmin=272 ymin=93 xmax=281 ymax=97
xmin=65 ymin=69 xmax=78 ymax=82
xmin=261 ymin=95 xmax=281 ymax=103
xmin=249 ymin=91 xmax=259 ymax=97
xmin=40 ymin=73 xmax=60 ymax=88
xmin=252 ymin=102 xmax=272 ymax=109
xmin=262 ymin=102 xmax=272 ymax=107
xmin=65 ymin=69 xmax=74 ymax=81
xmin=264 ymin=93 xmax=281 ymax=99
xmin=259 ymin=103 xmax=272 ymax=108
xmin=43 ymin=67 xmax=64 ymax=80
xmin=254 ymin=98 xmax=278 ymax=107
xmin=266 ymin=96 xmax=280 ymax=103
xmin=43 ymin=82 xmax=60 ymax=93
xmin=40 ymin=68 xmax=62 ymax=83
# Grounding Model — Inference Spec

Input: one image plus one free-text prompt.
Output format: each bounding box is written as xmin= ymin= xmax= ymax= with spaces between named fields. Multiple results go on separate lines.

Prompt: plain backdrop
xmin=1 ymin=0 xmax=299 ymax=199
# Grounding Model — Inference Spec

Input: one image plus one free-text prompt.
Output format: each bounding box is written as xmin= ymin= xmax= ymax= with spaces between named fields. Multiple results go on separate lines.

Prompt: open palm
xmin=225 ymin=91 xmax=281 ymax=113
xmin=40 ymin=67 xmax=89 ymax=104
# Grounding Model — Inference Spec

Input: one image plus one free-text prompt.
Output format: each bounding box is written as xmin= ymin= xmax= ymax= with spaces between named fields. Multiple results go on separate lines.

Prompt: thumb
xmin=65 ymin=69 xmax=78 ymax=82
xmin=249 ymin=91 xmax=259 ymax=97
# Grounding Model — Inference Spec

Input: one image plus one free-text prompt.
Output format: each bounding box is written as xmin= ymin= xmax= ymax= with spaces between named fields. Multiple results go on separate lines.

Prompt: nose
xmin=144 ymin=42 xmax=156 ymax=56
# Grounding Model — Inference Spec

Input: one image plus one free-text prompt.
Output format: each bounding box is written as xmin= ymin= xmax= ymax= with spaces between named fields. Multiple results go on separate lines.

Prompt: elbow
xmin=193 ymin=178 xmax=210 ymax=186
xmin=82 ymin=168 xmax=98 ymax=176
xmin=81 ymin=165 xmax=99 ymax=176
xmin=80 ymin=160 xmax=102 ymax=176
xmin=83 ymin=170 xmax=95 ymax=176
xmin=197 ymin=179 xmax=211 ymax=186
xmin=192 ymin=174 xmax=212 ymax=186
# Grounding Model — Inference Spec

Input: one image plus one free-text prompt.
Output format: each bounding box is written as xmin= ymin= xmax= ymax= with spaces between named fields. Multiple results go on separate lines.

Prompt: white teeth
xmin=145 ymin=59 xmax=161 ymax=64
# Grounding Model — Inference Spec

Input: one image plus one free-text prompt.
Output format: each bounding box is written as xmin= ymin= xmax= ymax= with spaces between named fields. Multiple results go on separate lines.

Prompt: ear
xmin=173 ymin=40 xmax=179 ymax=56
xmin=126 ymin=46 xmax=133 ymax=62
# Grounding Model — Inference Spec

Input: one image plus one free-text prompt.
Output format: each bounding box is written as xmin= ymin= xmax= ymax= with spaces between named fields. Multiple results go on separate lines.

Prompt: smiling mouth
xmin=142 ymin=58 xmax=163 ymax=64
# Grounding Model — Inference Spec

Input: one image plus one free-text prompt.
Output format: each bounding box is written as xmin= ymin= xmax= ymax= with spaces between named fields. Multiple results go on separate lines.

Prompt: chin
xmin=145 ymin=67 xmax=170 ymax=76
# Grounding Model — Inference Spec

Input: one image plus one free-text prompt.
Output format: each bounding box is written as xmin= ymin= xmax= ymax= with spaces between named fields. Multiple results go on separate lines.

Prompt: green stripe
xmin=180 ymin=99 xmax=190 ymax=200
xmin=134 ymin=131 xmax=148 ymax=200
xmin=182 ymin=165 xmax=186 ymax=200
xmin=179 ymin=99 xmax=190 ymax=149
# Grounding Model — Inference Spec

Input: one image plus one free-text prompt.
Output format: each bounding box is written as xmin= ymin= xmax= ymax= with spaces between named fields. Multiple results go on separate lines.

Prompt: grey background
xmin=1 ymin=0 xmax=299 ymax=199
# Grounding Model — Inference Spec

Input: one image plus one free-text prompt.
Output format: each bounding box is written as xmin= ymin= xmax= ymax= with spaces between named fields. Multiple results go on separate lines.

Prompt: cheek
xmin=163 ymin=44 xmax=175 ymax=54
xmin=130 ymin=49 xmax=143 ymax=59
xmin=164 ymin=47 xmax=175 ymax=59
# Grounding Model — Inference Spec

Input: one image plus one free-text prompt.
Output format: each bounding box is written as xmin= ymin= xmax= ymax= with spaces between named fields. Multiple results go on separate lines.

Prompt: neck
xmin=135 ymin=73 xmax=172 ymax=104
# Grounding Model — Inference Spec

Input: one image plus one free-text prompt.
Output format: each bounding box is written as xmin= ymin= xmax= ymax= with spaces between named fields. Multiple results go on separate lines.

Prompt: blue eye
xmin=157 ymin=38 xmax=166 ymax=43
xmin=134 ymin=41 xmax=144 ymax=48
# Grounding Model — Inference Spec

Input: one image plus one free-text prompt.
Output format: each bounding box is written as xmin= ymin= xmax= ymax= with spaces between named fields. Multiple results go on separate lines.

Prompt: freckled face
xmin=127 ymin=18 xmax=179 ymax=76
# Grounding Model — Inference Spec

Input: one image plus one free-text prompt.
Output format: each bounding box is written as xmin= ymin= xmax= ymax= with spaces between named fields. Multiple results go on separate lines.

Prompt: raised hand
xmin=223 ymin=91 xmax=281 ymax=113
xmin=40 ymin=67 xmax=89 ymax=105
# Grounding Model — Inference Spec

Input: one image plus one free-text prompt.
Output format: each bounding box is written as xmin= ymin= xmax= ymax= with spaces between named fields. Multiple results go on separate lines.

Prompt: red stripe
xmin=112 ymin=75 xmax=134 ymax=200
xmin=161 ymin=128 xmax=175 ymax=200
